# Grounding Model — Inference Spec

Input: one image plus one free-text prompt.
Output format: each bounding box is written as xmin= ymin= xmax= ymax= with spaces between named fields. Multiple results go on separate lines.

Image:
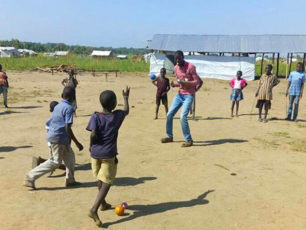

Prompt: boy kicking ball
xmin=87 ymin=86 xmax=130 ymax=227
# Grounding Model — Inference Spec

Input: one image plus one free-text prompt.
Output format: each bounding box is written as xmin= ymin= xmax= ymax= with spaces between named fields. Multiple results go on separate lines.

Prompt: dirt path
xmin=0 ymin=72 xmax=305 ymax=230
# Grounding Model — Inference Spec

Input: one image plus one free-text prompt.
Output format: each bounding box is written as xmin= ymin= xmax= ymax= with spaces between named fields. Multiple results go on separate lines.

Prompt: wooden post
xmin=276 ymin=53 xmax=280 ymax=77
xmin=303 ymin=53 xmax=306 ymax=68
xmin=272 ymin=53 xmax=275 ymax=64
xmin=260 ymin=53 xmax=265 ymax=76
xmin=288 ymin=53 xmax=293 ymax=77
xmin=286 ymin=53 xmax=289 ymax=78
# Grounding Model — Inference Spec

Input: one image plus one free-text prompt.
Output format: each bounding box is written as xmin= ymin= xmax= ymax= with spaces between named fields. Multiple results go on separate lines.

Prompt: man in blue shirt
xmin=24 ymin=87 xmax=84 ymax=189
xmin=285 ymin=62 xmax=305 ymax=121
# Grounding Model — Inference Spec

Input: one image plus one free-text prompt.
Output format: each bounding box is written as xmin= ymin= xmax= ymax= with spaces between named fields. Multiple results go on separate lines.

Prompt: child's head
xmin=62 ymin=86 xmax=75 ymax=102
xmin=49 ymin=101 xmax=58 ymax=112
xmin=265 ymin=64 xmax=273 ymax=74
xmin=160 ymin=67 xmax=166 ymax=77
xmin=99 ymin=90 xmax=117 ymax=111
xmin=236 ymin=70 xmax=242 ymax=79
xmin=296 ymin=62 xmax=304 ymax=72
xmin=69 ymin=69 xmax=75 ymax=78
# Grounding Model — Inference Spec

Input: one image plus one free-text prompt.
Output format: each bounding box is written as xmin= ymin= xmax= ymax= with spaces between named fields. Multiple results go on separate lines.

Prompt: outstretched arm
xmin=122 ymin=86 xmax=130 ymax=115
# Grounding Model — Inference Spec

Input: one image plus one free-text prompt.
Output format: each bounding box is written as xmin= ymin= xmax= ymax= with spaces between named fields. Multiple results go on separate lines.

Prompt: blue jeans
xmin=166 ymin=94 xmax=194 ymax=142
xmin=287 ymin=95 xmax=300 ymax=120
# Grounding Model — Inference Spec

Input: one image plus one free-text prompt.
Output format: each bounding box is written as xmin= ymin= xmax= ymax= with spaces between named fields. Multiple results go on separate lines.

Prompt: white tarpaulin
xmin=185 ymin=55 xmax=255 ymax=81
xmin=150 ymin=54 xmax=255 ymax=81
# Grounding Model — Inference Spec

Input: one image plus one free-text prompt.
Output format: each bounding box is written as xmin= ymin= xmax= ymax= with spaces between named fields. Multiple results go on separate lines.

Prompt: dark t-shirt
xmin=156 ymin=77 xmax=170 ymax=96
xmin=86 ymin=110 xmax=126 ymax=159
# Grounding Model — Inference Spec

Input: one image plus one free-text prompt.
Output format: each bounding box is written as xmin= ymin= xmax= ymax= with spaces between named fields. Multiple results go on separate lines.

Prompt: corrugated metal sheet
xmin=149 ymin=34 xmax=306 ymax=53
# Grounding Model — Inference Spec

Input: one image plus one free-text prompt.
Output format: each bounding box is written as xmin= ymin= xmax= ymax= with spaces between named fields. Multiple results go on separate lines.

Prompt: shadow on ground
xmin=193 ymin=139 xmax=248 ymax=146
xmin=103 ymin=190 xmax=215 ymax=228
xmin=114 ymin=177 xmax=157 ymax=186
xmin=0 ymin=145 xmax=32 ymax=152
xmin=9 ymin=106 xmax=42 ymax=109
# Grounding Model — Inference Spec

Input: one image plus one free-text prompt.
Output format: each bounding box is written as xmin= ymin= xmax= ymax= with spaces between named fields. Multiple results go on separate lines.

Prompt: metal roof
xmin=149 ymin=34 xmax=306 ymax=53
xmin=91 ymin=50 xmax=112 ymax=56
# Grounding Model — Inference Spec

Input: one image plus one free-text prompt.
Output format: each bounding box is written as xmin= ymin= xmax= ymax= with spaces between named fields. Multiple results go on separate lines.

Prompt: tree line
xmin=0 ymin=39 xmax=147 ymax=55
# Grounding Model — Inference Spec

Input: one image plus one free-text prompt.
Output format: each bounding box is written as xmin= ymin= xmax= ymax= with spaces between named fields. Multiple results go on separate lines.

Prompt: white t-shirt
xmin=234 ymin=79 xmax=242 ymax=89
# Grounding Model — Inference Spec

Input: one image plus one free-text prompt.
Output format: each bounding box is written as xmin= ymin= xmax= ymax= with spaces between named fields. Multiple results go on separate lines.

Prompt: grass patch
xmin=254 ymin=137 xmax=279 ymax=148
xmin=0 ymin=54 xmax=149 ymax=72
xmin=297 ymin=123 xmax=306 ymax=128
xmin=203 ymin=87 xmax=211 ymax=92
xmin=289 ymin=139 xmax=306 ymax=152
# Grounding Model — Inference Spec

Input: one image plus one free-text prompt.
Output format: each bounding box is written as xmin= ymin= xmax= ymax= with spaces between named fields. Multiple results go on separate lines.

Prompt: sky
xmin=1 ymin=0 xmax=306 ymax=48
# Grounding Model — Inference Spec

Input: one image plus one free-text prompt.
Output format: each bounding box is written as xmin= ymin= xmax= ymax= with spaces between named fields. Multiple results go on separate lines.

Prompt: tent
xmin=150 ymin=53 xmax=255 ymax=80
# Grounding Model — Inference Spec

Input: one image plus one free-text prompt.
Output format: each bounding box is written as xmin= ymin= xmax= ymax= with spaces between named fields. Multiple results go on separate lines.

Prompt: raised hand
xmin=122 ymin=86 xmax=130 ymax=98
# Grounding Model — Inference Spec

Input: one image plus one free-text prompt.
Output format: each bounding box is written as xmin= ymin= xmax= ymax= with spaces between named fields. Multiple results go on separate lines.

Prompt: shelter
xmin=0 ymin=47 xmax=19 ymax=58
xmin=91 ymin=50 xmax=113 ymax=58
xmin=117 ymin=55 xmax=127 ymax=59
xmin=55 ymin=51 xmax=69 ymax=56
xmin=18 ymin=49 xmax=37 ymax=56
xmin=149 ymin=34 xmax=306 ymax=79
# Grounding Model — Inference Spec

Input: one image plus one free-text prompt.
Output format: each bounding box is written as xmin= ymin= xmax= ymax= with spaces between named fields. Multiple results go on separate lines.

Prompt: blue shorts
xmin=230 ymin=89 xmax=243 ymax=101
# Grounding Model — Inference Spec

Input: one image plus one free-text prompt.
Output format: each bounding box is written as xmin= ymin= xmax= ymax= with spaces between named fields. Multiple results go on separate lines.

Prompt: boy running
xmin=255 ymin=64 xmax=280 ymax=123
xmin=285 ymin=62 xmax=305 ymax=121
xmin=0 ymin=64 xmax=9 ymax=108
xmin=24 ymin=87 xmax=83 ymax=189
xmin=87 ymin=86 xmax=130 ymax=227
xmin=229 ymin=70 xmax=248 ymax=117
xmin=152 ymin=68 xmax=170 ymax=119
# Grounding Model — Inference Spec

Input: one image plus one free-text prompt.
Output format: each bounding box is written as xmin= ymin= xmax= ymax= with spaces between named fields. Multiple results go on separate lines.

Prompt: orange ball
xmin=115 ymin=205 xmax=125 ymax=216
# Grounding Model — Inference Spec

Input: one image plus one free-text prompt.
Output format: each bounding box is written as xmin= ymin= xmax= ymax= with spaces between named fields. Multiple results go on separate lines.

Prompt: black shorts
xmin=156 ymin=94 xmax=168 ymax=105
xmin=256 ymin=100 xmax=271 ymax=110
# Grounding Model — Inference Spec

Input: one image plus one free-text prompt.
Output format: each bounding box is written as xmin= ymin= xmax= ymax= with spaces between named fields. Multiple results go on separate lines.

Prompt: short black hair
xmin=297 ymin=62 xmax=305 ymax=71
xmin=174 ymin=50 xmax=184 ymax=58
xmin=99 ymin=90 xmax=117 ymax=110
xmin=62 ymin=86 xmax=75 ymax=101
xmin=237 ymin=70 xmax=243 ymax=75
xmin=267 ymin=64 xmax=273 ymax=70
xmin=49 ymin=101 xmax=58 ymax=112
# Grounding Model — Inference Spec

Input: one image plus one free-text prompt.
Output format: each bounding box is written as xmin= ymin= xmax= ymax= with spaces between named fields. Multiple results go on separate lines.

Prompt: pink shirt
xmin=229 ymin=78 xmax=246 ymax=89
xmin=173 ymin=62 xmax=200 ymax=95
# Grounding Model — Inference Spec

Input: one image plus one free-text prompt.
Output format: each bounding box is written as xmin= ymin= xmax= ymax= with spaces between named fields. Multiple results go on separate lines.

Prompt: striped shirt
xmin=257 ymin=74 xmax=280 ymax=100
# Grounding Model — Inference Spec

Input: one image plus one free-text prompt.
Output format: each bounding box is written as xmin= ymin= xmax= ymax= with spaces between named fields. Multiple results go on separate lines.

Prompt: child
xmin=62 ymin=69 xmax=78 ymax=115
xmin=152 ymin=68 xmax=170 ymax=119
xmin=24 ymin=87 xmax=83 ymax=189
xmin=87 ymin=86 xmax=130 ymax=227
xmin=229 ymin=70 xmax=248 ymax=117
xmin=255 ymin=64 xmax=280 ymax=123
xmin=32 ymin=101 xmax=66 ymax=173
xmin=0 ymin=64 xmax=9 ymax=108
xmin=285 ymin=62 xmax=305 ymax=121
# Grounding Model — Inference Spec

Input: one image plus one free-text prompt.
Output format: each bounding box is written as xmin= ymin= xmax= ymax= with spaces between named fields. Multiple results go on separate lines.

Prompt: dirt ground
xmin=0 ymin=71 xmax=306 ymax=230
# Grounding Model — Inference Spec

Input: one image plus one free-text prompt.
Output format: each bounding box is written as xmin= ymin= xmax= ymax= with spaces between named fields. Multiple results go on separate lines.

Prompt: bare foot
xmin=231 ymin=114 xmax=234 ymax=118
xmin=88 ymin=210 xmax=102 ymax=227
xmin=100 ymin=202 xmax=111 ymax=211
xmin=154 ymin=117 xmax=158 ymax=120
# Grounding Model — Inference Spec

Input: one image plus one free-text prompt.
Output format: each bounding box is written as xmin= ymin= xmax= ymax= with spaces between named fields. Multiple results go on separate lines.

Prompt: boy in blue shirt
xmin=285 ymin=62 xmax=305 ymax=121
xmin=24 ymin=87 xmax=84 ymax=189
xmin=87 ymin=86 xmax=130 ymax=227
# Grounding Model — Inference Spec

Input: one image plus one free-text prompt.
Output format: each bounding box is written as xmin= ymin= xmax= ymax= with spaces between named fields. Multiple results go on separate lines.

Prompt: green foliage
xmin=0 ymin=54 xmax=149 ymax=72
xmin=0 ymin=39 xmax=147 ymax=55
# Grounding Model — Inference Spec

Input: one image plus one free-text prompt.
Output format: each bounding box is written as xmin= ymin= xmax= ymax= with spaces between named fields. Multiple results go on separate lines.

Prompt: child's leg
xmin=155 ymin=104 xmax=159 ymax=119
xmin=263 ymin=102 xmax=269 ymax=120
xmin=258 ymin=103 xmax=263 ymax=120
xmin=235 ymin=101 xmax=239 ymax=116
xmin=231 ymin=101 xmax=235 ymax=117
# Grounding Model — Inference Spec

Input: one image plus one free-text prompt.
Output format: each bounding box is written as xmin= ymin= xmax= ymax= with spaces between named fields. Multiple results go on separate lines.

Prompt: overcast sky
xmin=1 ymin=0 xmax=305 ymax=48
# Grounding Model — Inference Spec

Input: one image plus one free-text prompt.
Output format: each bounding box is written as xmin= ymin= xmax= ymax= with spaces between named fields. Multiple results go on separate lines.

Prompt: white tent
xmin=55 ymin=51 xmax=69 ymax=56
xmin=18 ymin=49 xmax=37 ymax=56
xmin=0 ymin=47 xmax=19 ymax=58
xmin=91 ymin=50 xmax=113 ymax=57
xmin=150 ymin=54 xmax=255 ymax=81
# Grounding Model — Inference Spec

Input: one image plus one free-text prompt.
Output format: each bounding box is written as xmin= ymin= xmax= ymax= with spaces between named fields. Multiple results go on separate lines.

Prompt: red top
xmin=0 ymin=72 xmax=8 ymax=87
xmin=156 ymin=77 xmax=170 ymax=96
xmin=173 ymin=62 xmax=200 ymax=95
